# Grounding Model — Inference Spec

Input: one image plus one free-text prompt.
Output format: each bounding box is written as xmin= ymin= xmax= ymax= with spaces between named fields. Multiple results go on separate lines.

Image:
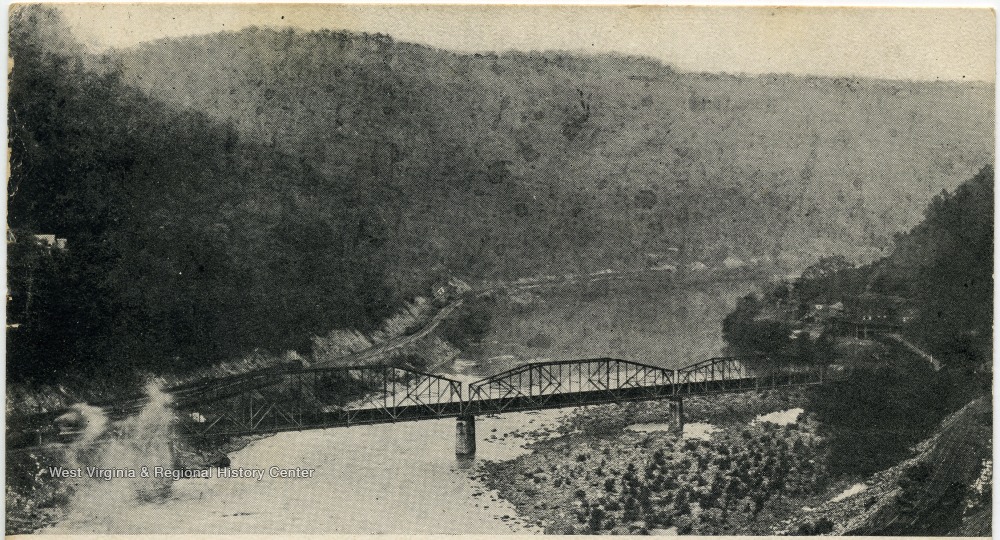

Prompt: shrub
xmin=440 ymin=298 xmax=492 ymax=348
xmin=796 ymin=517 xmax=835 ymax=535
xmin=588 ymin=507 xmax=605 ymax=531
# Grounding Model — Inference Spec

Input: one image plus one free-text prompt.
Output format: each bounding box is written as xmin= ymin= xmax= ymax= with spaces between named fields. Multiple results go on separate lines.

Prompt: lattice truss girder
xmin=468 ymin=358 xmax=676 ymax=409
xmin=674 ymin=357 xmax=828 ymax=393
xmin=175 ymin=365 xmax=462 ymax=436
xmin=175 ymin=357 xmax=848 ymax=436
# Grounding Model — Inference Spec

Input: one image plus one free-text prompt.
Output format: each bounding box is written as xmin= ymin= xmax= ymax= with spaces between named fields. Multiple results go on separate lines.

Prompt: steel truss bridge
xmin=169 ymin=357 xmax=847 ymax=448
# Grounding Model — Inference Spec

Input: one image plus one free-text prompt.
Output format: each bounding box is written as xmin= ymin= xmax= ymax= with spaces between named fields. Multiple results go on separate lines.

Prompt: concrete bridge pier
xmin=669 ymin=397 xmax=684 ymax=433
xmin=456 ymin=414 xmax=476 ymax=457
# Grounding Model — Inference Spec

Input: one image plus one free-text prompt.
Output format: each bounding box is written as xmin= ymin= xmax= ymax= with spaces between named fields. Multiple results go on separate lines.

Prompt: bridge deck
xmin=171 ymin=357 xmax=846 ymax=438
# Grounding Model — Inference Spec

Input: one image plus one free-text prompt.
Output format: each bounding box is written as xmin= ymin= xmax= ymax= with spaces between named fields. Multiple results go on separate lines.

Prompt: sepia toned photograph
xmin=5 ymin=3 xmax=994 ymax=536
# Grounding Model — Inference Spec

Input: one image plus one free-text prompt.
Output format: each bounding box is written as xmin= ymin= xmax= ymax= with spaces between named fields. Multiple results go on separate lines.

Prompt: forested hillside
xmin=719 ymin=166 xmax=992 ymax=527
xmin=105 ymin=27 xmax=994 ymax=288
xmin=7 ymin=8 xmax=994 ymax=392
xmin=875 ymin=166 xmax=993 ymax=366
xmin=724 ymin=165 xmax=993 ymax=368
xmin=8 ymin=8 xmax=396 ymax=386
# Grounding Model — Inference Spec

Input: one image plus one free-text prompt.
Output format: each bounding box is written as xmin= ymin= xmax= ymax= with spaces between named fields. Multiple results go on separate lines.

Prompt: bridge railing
xmin=468 ymin=358 xmax=675 ymax=411
xmin=174 ymin=364 xmax=464 ymax=437
xmin=674 ymin=356 xmax=833 ymax=395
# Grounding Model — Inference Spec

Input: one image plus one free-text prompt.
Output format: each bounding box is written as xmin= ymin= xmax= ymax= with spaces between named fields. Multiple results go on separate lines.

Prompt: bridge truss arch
xmin=168 ymin=357 xmax=849 ymax=439
xmin=169 ymin=364 xmax=464 ymax=438
xmin=467 ymin=357 xmax=676 ymax=413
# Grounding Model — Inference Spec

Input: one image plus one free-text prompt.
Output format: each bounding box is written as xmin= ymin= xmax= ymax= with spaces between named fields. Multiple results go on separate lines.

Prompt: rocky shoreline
xmin=478 ymin=389 xmax=840 ymax=535
xmin=478 ymin=385 xmax=992 ymax=536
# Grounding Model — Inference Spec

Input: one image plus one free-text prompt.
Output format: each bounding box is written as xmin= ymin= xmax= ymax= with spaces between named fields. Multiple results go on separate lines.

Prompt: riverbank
xmin=479 ymin=389 xmax=841 ymax=535
xmin=782 ymin=396 xmax=992 ymax=536
xmin=480 ymin=378 xmax=992 ymax=536
xmin=10 ymin=271 xmax=772 ymax=535
xmin=6 ymin=443 xmax=75 ymax=534
xmin=5 ymin=380 xmax=269 ymax=536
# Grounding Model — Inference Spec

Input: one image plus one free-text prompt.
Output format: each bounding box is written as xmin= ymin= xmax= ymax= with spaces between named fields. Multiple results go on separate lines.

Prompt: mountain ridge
xmin=101 ymin=27 xmax=993 ymax=290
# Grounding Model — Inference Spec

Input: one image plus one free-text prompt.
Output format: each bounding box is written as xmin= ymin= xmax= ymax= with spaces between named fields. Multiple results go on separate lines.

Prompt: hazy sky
xmin=53 ymin=3 xmax=995 ymax=82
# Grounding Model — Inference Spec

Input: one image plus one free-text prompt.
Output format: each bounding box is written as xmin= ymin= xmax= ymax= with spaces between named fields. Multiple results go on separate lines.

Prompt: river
xmin=44 ymin=407 xmax=572 ymax=534
xmin=43 ymin=276 xmax=768 ymax=534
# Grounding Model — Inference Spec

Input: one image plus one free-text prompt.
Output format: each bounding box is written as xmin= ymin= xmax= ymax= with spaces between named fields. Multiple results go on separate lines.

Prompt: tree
xmin=588 ymin=506 xmax=605 ymax=531
xmin=8 ymin=7 xmax=398 ymax=390
xmin=800 ymin=255 xmax=854 ymax=281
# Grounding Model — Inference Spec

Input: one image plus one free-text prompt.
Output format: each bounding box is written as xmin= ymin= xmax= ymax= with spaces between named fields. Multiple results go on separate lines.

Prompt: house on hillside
xmin=31 ymin=234 xmax=67 ymax=250
xmin=851 ymin=293 xmax=908 ymax=323
xmin=803 ymin=301 xmax=844 ymax=324
xmin=432 ymin=277 xmax=472 ymax=307
xmin=831 ymin=293 xmax=913 ymax=339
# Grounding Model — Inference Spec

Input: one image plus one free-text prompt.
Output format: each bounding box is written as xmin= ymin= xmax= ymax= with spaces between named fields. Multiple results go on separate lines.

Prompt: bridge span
xmin=168 ymin=356 xmax=846 ymax=456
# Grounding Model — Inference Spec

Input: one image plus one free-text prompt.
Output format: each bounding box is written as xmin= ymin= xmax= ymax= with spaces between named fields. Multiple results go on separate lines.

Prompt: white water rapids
xmin=45 ymin=383 xmax=176 ymax=533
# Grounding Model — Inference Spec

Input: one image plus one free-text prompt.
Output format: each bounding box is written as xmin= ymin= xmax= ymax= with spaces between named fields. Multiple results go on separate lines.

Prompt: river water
xmin=44 ymin=408 xmax=570 ymax=534
xmin=44 ymin=276 xmax=768 ymax=534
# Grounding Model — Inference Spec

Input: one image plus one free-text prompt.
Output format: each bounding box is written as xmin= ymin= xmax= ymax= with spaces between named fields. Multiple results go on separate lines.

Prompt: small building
xmin=851 ymin=293 xmax=908 ymax=323
xmin=432 ymin=277 xmax=472 ymax=307
xmin=32 ymin=234 xmax=67 ymax=250
xmin=831 ymin=294 xmax=911 ymax=339
xmin=803 ymin=302 xmax=844 ymax=324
